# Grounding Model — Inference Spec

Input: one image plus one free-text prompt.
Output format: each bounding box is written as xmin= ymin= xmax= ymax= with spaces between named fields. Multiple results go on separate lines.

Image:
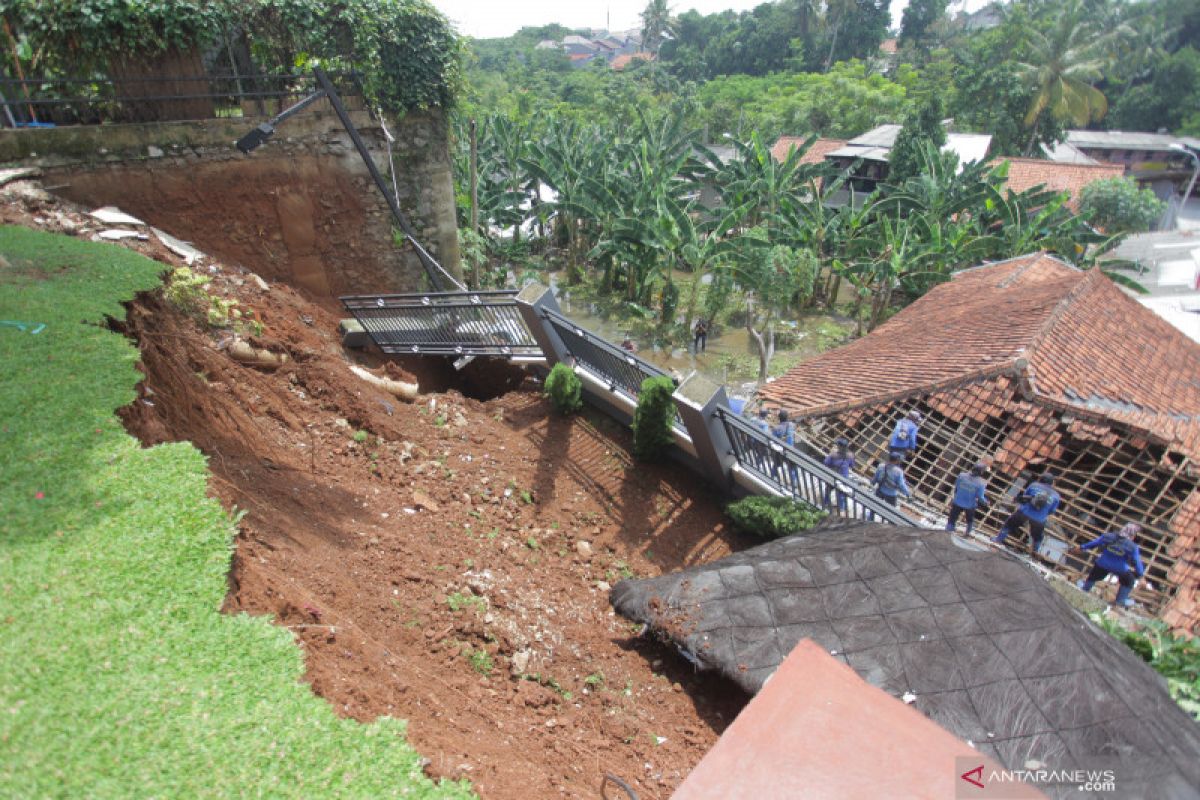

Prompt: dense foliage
xmin=2 ymin=0 xmax=462 ymax=113
xmin=725 ymin=495 xmax=827 ymax=539
xmin=543 ymin=362 xmax=583 ymax=414
xmin=1080 ymin=177 xmax=1167 ymax=234
xmin=631 ymin=376 xmax=677 ymax=462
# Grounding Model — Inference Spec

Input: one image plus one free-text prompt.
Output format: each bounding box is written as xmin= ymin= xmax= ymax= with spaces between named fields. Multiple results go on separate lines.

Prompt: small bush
xmin=1079 ymin=176 xmax=1166 ymax=233
xmin=725 ymin=495 xmax=827 ymax=539
xmin=544 ymin=362 xmax=583 ymax=415
xmin=632 ymin=376 xmax=676 ymax=461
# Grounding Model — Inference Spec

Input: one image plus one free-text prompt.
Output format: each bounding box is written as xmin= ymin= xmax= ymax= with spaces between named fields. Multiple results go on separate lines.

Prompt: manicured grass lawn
xmin=0 ymin=227 xmax=472 ymax=798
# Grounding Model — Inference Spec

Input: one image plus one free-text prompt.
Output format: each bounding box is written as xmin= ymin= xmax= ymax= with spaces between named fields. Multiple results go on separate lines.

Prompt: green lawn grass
xmin=0 ymin=227 xmax=472 ymax=798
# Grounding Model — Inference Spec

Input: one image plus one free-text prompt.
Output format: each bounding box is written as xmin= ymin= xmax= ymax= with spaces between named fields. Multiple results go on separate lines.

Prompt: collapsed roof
xmin=759 ymin=253 xmax=1200 ymax=453
xmin=611 ymin=521 xmax=1200 ymax=797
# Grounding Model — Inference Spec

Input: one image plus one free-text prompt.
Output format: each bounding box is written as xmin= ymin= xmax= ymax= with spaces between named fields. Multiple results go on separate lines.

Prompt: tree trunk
xmin=469 ymin=119 xmax=479 ymax=235
xmin=683 ymin=268 xmax=703 ymax=338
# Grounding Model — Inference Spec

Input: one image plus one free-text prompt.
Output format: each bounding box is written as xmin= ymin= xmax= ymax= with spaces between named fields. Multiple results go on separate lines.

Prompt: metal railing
xmin=341 ymin=290 xmax=541 ymax=357
xmin=0 ymin=72 xmax=361 ymax=127
xmin=541 ymin=307 xmax=685 ymax=431
xmin=717 ymin=408 xmax=916 ymax=526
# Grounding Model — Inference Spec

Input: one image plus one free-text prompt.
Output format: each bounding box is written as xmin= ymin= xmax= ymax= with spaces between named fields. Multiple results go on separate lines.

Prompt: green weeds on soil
xmin=0 ymin=227 xmax=472 ymax=799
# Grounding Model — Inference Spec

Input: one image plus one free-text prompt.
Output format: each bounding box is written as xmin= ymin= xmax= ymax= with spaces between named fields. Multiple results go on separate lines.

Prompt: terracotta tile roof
xmin=758 ymin=252 xmax=1200 ymax=459
xmin=609 ymin=52 xmax=652 ymax=70
xmin=993 ymin=157 xmax=1125 ymax=212
xmin=770 ymin=136 xmax=847 ymax=165
xmin=878 ymin=37 xmax=898 ymax=54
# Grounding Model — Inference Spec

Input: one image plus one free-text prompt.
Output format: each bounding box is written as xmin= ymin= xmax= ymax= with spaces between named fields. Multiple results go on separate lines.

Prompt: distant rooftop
xmin=769 ymin=136 xmax=848 ymax=166
xmin=993 ymin=157 xmax=1125 ymax=212
xmin=826 ymin=124 xmax=993 ymax=168
xmin=1066 ymin=130 xmax=1200 ymax=153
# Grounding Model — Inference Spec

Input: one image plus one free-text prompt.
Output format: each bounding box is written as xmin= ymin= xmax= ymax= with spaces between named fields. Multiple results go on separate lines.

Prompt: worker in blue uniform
xmin=1070 ymin=523 xmax=1146 ymax=608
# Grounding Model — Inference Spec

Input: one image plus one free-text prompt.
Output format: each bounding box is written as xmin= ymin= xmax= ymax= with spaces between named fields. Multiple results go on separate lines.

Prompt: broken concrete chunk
xmin=151 ymin=227 xmax=205 ymax=265
xmin=90 ymin=206 xmax=145 ymax=226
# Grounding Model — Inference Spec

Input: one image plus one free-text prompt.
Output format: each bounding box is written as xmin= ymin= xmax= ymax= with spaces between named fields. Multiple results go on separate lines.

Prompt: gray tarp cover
xmin=610 ymin=521 xmax=1200 ymax=799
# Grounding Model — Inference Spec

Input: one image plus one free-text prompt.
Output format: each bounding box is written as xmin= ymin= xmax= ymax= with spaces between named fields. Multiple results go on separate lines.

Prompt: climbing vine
xmin=3 ymin=0 xmax=462 ymax=113
xmin=3 ymin=0 xmax=231 ymax=67
xmin=241 ymin=0 xmax=464 ymax=112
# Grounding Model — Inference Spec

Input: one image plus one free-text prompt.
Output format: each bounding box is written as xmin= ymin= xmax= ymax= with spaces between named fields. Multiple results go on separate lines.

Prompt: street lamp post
xmin=1171 ymin=143 xmax=1200 ymax=206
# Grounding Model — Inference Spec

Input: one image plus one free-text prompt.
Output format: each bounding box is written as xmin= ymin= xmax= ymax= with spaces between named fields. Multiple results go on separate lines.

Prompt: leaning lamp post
xmin=235 ymin=67 xmax=447 ymax=291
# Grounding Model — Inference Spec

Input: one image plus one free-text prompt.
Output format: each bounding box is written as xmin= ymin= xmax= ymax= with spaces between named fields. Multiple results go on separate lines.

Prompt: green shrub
xmin=1092 ymin=614 xmax=1200 ymax=720
xmin=1079 ymin=176 xmax=1166 ymax=233
xmin=725 ymin=495 xmax=827 ymax=539
xmin=543 ymin=362 xmax=583 ymax=414
xmin=632 ymin=376 xmax=676 ymax=461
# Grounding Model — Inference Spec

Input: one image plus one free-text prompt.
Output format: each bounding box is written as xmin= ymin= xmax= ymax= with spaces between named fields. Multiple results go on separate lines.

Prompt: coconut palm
xmin=640 ymin=0 xmax=673 ymax=56
xmin=1011 ymin=0 xmax=1129 ymax=146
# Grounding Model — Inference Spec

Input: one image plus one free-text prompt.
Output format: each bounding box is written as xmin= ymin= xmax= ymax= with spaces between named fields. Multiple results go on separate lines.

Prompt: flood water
xmin=546 ymin=271 xmax=851 ymax=394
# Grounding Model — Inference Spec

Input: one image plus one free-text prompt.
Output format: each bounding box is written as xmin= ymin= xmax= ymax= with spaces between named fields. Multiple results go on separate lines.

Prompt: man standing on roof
xmin=1069 ymin=523 xmax=1145 ymax=608
xmin=946 ymin=463 xmax=989 ymax=536
xmin=872 ymin=453 xmax=911 ymax=507
xmin=889 ymin=410 xmax=922 ymax=461
xmin=992 ymin=470 xmax=1061 ymax=555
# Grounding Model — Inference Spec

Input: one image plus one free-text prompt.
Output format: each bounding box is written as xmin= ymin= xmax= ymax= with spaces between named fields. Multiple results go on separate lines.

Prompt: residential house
xmin=757 ymin=252 xmax=1200 ymax=633
xmin=1054 ymin=130 xmax=1200 ymax=199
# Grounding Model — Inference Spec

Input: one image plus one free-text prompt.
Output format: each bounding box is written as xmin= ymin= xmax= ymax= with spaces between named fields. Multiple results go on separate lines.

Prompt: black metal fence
xmin=341 ymin=290 xmax=541 ymax=357
xmin=717 ymin=408 xmax=916 ymax=526
xmin=541 ymin=308 xmax=686 ymax=431
xmin=0 ymin=72 xmax=361 ymax=128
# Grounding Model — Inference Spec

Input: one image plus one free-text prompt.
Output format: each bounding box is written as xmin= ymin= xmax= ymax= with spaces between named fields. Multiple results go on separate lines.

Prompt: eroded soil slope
xmin=74 ymin=228 xmax=754 ymax=796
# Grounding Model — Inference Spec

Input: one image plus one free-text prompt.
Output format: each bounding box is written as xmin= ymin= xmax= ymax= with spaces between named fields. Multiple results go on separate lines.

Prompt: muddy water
xmin=546 ymin=271 xmax=849 ymax=392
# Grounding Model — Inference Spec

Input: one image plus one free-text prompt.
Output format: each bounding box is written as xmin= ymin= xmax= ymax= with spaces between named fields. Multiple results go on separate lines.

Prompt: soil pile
xmin=1 ymin=185 xmax=753 ymax=798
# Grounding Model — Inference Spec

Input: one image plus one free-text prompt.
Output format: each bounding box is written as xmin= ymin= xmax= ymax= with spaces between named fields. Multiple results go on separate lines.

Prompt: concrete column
xmin=514 ymin=282 xmax=569 ymax=366
xmin=674 ymin=373 xmax=736 ymax=490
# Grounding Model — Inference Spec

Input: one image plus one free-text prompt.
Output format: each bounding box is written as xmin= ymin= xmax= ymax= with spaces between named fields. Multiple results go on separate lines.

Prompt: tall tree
xmin=899 ymin=0 xmax=948 ymax=52
xmin=1010 ymin=0 xmax=1126 ymax=146
xmin=887 ymin=95 xmax=947 ymax=184
xmin=641 ymin=0 xmax=673 ymax=56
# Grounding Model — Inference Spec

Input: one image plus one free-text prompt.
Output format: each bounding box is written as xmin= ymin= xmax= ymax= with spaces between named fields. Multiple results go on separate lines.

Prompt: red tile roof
xmin=610 ymin=52 xmax=653 ymax=71
xmin=879 ymin=37 xmax=899 ymax=54
xmin=758 ymin=253 xmax=1200 ymax=458
xmin=993 ymin=157 xmax=1126 ymax=212
xmin=770 ymin=136 xmax=847 ymax=165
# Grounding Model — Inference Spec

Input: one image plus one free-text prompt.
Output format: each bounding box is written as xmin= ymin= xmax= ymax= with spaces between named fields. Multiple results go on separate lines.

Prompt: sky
xmin=427 ymin=1 xmax=990 ymax=41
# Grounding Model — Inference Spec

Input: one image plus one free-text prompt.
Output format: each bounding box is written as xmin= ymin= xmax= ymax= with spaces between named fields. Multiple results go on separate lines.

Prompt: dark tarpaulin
xmin=610 ymin=521 xmax=1200 ymax=799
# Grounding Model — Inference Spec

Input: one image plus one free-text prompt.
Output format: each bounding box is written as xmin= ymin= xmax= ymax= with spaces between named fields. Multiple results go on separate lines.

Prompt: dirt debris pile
xmin=2 ymin=183 xmax=753 ymax=799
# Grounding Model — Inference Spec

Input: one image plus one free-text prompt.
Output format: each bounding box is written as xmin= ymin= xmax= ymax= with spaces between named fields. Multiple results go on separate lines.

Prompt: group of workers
xmin=749 ymin=405 xmax=1148 ymax=608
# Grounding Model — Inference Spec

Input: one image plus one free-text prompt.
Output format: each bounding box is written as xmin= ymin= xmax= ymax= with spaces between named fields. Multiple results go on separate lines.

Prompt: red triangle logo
xmin=961 ymin=765 xmax=985 ymax=789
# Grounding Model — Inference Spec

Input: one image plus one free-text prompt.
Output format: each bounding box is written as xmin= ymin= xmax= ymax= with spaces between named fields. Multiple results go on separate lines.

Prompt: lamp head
xmin=236 ymin=123 xmax=275 ymax=154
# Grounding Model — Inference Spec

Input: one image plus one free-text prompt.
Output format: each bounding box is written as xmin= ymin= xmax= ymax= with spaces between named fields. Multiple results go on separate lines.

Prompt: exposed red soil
xmin=1 ymin=186 xmax=754 ymax=798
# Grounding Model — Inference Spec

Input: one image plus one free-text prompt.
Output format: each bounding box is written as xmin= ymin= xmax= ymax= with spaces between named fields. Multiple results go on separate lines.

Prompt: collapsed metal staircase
xmin=340 ymin=288 xmax=916 ymax=529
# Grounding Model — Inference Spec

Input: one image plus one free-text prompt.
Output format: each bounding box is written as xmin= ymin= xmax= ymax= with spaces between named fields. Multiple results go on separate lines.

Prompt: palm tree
xmin=640 ymin=0 xmax=673 ymax=56
xmin=1011 ymin=0 xmax=1128 ymax=150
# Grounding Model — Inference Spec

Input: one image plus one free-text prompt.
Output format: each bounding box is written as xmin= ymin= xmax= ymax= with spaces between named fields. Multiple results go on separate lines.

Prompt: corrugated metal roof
xmin=848 ymin=124 xmax=902 ymax=148
xmin=1042 ymin=140 xmax=1101 ymax=165
xmin=1066 ymin=130 xmax=1200 ymax=152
